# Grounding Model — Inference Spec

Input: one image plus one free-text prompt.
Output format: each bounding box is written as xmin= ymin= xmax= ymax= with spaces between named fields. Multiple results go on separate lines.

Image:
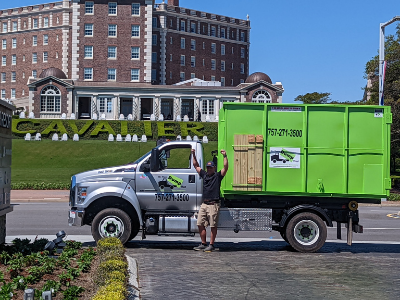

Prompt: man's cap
xmin=206 ymin=161 xmax=215 ymax=167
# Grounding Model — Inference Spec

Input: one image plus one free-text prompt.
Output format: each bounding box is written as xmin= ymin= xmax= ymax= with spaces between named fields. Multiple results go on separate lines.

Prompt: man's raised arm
xmin=191 ymin=149 xmax=202 ymax=175
xmin=220 ymin=149 xmax=229 ymax=177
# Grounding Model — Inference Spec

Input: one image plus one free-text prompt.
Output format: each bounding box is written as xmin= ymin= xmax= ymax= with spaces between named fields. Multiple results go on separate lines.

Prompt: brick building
xmin=0 ymin=0 xmax=284 ymax=121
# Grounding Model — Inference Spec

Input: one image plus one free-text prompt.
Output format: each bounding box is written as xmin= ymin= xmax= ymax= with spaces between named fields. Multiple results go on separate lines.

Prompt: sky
xmin=1 ymin=0 xmax=399 ymax=103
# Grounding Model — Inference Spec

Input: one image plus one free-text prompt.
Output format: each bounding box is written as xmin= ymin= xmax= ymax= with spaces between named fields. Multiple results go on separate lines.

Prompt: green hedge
xmin=12 ymin=119 xmax=218 ymax=141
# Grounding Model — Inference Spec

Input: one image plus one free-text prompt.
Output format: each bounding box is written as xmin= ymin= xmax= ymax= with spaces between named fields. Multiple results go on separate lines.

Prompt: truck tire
xmin=285 ymin=212 xmax=327 ymax=253
xmin=280 ymin=231 xmax=288 ymax=243
xmin=91 ymin=208 xmax=132 ymax=244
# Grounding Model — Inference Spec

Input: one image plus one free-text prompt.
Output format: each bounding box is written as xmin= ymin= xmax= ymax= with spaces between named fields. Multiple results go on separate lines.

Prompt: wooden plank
xmin=233 ymin=135 xmax=241 ymax=190
xmin=255 ymin=135 xmax=264 ymax=191
xmin=240 ymin=135 xmax=248 ymax=191
xmin=247 ymin=135 xmax=256 ymax=191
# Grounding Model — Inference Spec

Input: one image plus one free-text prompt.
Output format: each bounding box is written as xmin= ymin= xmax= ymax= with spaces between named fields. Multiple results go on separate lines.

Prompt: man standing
xmin=191 ymin=148 xmax=228 ymax=252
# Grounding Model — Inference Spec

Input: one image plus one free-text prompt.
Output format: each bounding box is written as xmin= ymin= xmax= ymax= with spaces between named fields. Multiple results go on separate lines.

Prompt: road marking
xmin=387 ymin=213 xmax=400 ymax=218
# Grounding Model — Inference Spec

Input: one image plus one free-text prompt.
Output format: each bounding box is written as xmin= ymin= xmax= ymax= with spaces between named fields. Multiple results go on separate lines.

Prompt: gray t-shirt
xmin=199 ymin=169 xmax=224 ymax=200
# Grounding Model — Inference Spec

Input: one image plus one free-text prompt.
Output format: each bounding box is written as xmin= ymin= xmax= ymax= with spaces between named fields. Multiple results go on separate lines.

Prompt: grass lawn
xmin=11 ymin=139 xmax=218 ymax=185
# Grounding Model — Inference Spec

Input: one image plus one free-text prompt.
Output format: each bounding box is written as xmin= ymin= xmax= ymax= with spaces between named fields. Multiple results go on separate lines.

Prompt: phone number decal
xmin=268 ymin=128 xmax=302 ymax=138
xmin=155 ymin=193 xmax=190 ymax=201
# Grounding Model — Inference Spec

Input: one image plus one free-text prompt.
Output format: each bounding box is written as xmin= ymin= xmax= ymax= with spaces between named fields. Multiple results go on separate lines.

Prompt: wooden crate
xmin=233 ymin=134 xmax=263 ymax=191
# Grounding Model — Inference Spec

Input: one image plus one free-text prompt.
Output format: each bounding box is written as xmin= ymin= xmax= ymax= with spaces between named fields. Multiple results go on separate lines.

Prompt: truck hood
xmin=74 ymin=164 xmax=137 ymax=183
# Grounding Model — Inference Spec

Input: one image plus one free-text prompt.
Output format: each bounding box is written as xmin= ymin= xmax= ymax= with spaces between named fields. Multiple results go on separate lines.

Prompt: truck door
xmin=136 ymin=144 xmax=198 ymax=211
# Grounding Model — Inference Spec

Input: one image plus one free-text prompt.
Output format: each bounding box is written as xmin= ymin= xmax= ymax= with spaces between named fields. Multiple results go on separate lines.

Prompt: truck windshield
xmin=132 ymin=144 xmax=163 ymax=164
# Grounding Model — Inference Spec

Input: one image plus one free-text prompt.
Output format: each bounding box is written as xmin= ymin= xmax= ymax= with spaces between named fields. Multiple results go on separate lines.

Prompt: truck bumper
xmin=68 ymin=209 xmax=85 ymax=227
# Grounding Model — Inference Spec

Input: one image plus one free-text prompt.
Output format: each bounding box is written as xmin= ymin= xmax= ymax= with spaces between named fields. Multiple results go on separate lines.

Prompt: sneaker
xmin=203 ymin=244 xmax=215 ymax=252
xmin=193 ymin=243 xmax=207 ymax=251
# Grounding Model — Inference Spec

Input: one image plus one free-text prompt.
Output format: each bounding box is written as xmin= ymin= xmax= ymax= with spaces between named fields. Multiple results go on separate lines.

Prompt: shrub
xmin=388 ymin=193 xmax=400 ymax=201
xmin=97 ymin=237 xmax=124 ymax=258
xmin=92 ymin=282 xmax=126 ymax=300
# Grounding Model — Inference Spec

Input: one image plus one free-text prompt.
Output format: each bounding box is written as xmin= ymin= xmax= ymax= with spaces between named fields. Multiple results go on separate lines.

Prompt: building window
xmin=211 ymin=43 xmax=216 ymax=54
xmin=1 ymin=39 xmax=5 ymax=50
xmin=85 ymin=1 xmax=94 ymax=14
xmin=221 ymin=61 xmax=225 ymax=72
xmin=32 ymin=53 xmax=37 ymax=64
xmin=170 ymin=54 xmax=173 ymax=61
xmin=152 ymin=52 xmax=157 ymax=63
xmin=190 ymin=22 xmax=196 ymax=33
xmin=131 ymin=47 xmax=139 ymax=59
xmin=23 ymin=72 xmax=25 ymax=78
xmin=108 ymin=68 xmax=116 ymax=81
xmin=170 ymin=37 xmax=173 ymax=44
xmin=232 ymin=47 xmax=234 ymax=54
xmin=191 ymin=73 xmax=195 ymax=79
xmin=132 ymin=3 xmax=140 ymax=15
xmin=43 ymin=52 xmax=48 ymax=62
xmin=240 ymin=63 xmax=245 ymax=74
xmin=131 ymin=69 xmax=139 ymax=81
xmin=202 ymin=100 xmax=214 ymax=115
xmin=1 ymin=56 xmax=6 ymax=66
xmin=43 ymin=35 xmax=48 ymax=45
xmin=231 ymin=62 xmax=234 ymax=70
xmin=2 ymin=23 xmax=7 ymax=33
xmin=32 ymin=70 xmax=37 ymax=78
xmin=231 ymin=79 xmax=234 ymax=86
xmin=211 ymin=75 xmax=216 ymax=81
xmin=241 ymin=31 xmax=246 ymax=42
xmin=108 ymin=2 xmax=117 ymax=15
xmin=11 ymin=89 xmax=15 ymax=99
xmin=131 ymin=25 xmax=140 ymax=37
xmin=108 ymin=25 xmax=117 ymax=37
xmin=84 ymin=46 xmax=93 ymax=58
xmin=152 ymin=34 xmax=157 ymax=45
xmin=252 ymin=90 xmax=271 ymax=103
xmin=43 ymin=17 xmax=49 ymax=28
xmin=180 ymin=72 xmax=185 ymax=82
xmin=203 ymin=42 xmax=205 ymax=49
xmin=152 ymin=17 xmax=158 ymax=28
xmin=181 ymin=38 xmax=185 ymax=49
xmin=211 ymin=59 xmax=216 ymax=70
xmin=22 ymin=89 xmax=25 ymax=96
xmin=99 ymin=97 xmax=113 ymax=114
xmin=84 ymin=68 xmax=93 ymax=80
xmin=41 ymin=85 xmax=61 ymax=112
xmin=0 ymin=90 xmax=5 ymax=99
xmin=191 ymin=39 xmax=196 ymax=50
xmin=13 ymin=21 xmax=17 ymax=31
xmin=56 ymin=35 xmax=59 ymax=41
xmin=240 ymin=79 xmax=244 ymax=83
xmin=33 ymin=36 xmax=37 ymax=46
xmin=85 ymin=24 xmax=93 ymax=36
xmin=1 ymin=73 xmax=5 ymax=82
xmin=191 ymin=56 xmax=195 ymax=67
xmin=221 ymin=44 xmax=225 ymax=55
xmin=56 ymin=52 xmax=58 ymax=58
xmin=211 ymin=26 xmax=216 ymax=37
xmin=221 ymin=77 xmax=225 ymax=86
xmin=108 ymin=46 xmax=117 ymax=59
xmin=180 ymin=55 xmax=185 ymax=66
xmin=170 ymin=71 xmax=172 ymax=79
xmin=221 ymin=28 xmax=226 ymax=38
xmin=33 ymin=19 xmax=38 ymax=29
xmin=180 ymin=20 xmax=185 ymax=31
xmin=12 ymin=55 xmax=16 ymax=65
xmin=241 ymin=47 xmax=245 ymax=58
xmin=151 ymin=69 xmax=157 ymax=81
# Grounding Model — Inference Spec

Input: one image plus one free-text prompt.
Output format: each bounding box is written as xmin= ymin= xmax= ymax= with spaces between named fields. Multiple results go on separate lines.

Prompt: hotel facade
xmin=0 ymin=0 xmax=283 ymax=121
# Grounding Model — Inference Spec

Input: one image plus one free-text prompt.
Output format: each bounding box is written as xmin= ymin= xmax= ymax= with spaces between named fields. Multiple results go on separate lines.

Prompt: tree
xmin=294 ymin=92 xmax=331 ymax=104
xmin=364 ymin=24 xmax=400 ymax=172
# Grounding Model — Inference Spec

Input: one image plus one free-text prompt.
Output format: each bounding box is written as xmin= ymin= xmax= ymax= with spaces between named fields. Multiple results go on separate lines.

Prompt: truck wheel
xmin=285 ymin=212 xmax=327 ymax=253
xmin=280 ymin=231 xmax=288 ymax=243
xmin=91 ymin=208 xmax=132 ymax=244
xmin=273 ymin=159 xmax=277 ymax=163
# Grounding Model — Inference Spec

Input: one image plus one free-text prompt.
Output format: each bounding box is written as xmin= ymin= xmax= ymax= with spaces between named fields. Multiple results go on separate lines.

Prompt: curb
xmin=126 ymin=255 xmax=140 ymax=300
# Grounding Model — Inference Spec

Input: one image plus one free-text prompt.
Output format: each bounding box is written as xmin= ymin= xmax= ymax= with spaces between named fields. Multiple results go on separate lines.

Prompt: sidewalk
xmin=11 ymin=190 xmax=69 ymax=202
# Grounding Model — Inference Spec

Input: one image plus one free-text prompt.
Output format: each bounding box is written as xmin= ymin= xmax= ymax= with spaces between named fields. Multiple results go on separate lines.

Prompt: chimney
xmin=168 ymin=0 xmax=179 ymax=6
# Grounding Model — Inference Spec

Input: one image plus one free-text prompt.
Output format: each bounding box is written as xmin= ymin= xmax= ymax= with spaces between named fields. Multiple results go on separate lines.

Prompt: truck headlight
xmin=77 ymin=187 xmax=88 ymax=204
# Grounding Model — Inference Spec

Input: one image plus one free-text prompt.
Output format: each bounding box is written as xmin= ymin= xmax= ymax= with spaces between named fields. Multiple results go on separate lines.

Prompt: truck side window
xmin=161 ymin=146 xmax=191 ymax=169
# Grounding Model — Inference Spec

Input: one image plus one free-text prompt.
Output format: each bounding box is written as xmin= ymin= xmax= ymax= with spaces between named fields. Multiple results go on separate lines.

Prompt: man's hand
xmin=220 ymin=149 xmax=228 ymax=176
xmin=191 ymin=149 xmax=196 ymax=155
xmin=220 ymin=149 xmax=226 ymax=157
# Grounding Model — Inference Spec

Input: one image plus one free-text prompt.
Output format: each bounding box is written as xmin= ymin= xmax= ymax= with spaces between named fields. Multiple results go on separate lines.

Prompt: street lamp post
xmin=379 ymin=16 xmax=400 ymax=106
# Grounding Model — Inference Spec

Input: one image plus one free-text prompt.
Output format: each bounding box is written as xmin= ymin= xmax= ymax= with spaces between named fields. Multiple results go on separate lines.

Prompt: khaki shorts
xmin=197 ymin=203 xmax=220 ymax=228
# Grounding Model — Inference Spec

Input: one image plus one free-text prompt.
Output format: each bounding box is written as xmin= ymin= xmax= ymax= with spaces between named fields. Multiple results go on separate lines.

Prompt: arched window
xmin=252 ymin=90 xmax=271 ymax=103
xmin=40 ymin=85 xmax=61 ymax=112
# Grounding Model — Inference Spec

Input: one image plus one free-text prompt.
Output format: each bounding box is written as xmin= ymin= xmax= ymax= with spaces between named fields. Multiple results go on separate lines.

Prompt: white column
xmin=39 ymin=14 xmax=42 ymax=28
xmin=67 ymin=89 xmax=73 ymax=116
xmin=49 ymin=12 xmax=53 ymax=27
xmin=195 ymin=97 xmax=200 ymax=121
xmin=71 ymin=0 xmax=80 ymax=80
xmin=114 ymin=95 xmax=120 ymax=119
xmin=144 ymin=0 xmax=153 ymax=83
xmin=29 ymin=89 xmax=34 ymax=115
xmin=92 ymin=95 xmax=97 ymax=117
xmin=133 ymin=96 xmax=139 ymax=120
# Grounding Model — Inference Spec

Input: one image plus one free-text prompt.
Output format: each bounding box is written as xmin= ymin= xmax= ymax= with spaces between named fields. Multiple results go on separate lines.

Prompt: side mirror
xmin=150 ymin=148 xmax=160 ymax=172
xmin=140 ymin=163 xmax=150 ymax=172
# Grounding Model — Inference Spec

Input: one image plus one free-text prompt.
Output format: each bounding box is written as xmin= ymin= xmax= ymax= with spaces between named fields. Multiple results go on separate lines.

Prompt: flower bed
xmin=0 ymin=237 xmax=129 ymax=300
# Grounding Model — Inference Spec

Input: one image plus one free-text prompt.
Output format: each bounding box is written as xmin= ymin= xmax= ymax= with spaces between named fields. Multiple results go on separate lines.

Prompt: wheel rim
xmin=98 ymin=216 xmax=125 ymax=238
xmin=293 ymin=220 xmax=320 ymax=245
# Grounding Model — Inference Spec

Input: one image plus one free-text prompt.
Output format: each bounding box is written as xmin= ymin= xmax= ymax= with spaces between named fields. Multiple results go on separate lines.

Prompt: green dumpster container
xmin=218 ymin=103 xmax=391 ymax=202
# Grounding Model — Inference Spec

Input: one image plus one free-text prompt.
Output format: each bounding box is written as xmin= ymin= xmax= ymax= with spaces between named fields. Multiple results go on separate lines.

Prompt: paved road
xmin=6 ymin=202 xmax=400 ymax=299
